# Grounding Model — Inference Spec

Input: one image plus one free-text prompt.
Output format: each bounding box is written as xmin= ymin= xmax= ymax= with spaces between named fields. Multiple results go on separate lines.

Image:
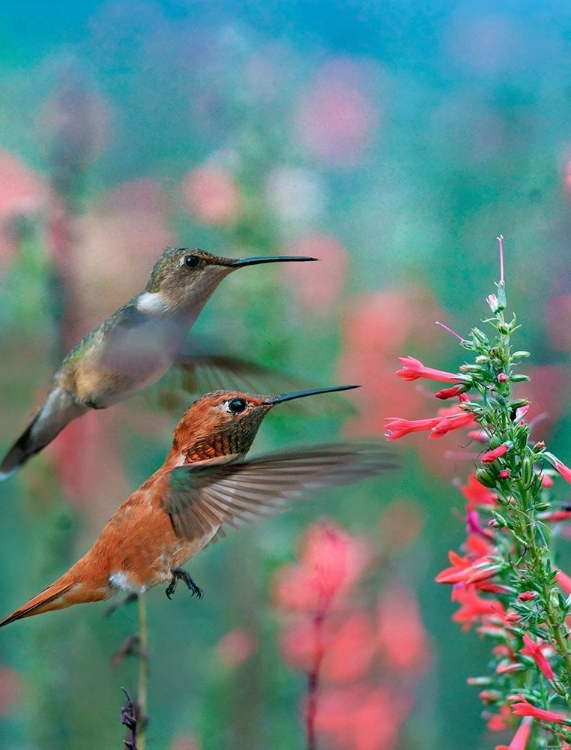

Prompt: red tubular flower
xmin=460 ymin=474 xmax=497 ymax=510
xmin=481 ymin=443 xmax=511 ymax=463
xmin=434 ymin=384 xmax=465 ymax=400
xmin=384 ymin=416 xmax=441 ymax=440
xmin=395 ymin=355 xmax=467 ymax=383
xmin=429 ymin=411 xmax=476 ymax=438
xmin=519 ymin=635 xmax=555 ymax=680
xmin=510 ymin=695 xmax=570 ymax=725
xmin=487 ymin=705 xmax=513 ymax=731
xmin=555 ymin=570 xmax=571 ymax=595
xmin=495 ymin=717 xmax=533 ymax=750
xmin=450 ymin=585 xmax=505 ymax=631
xmin=544 ymin=454 xmax=571 ymax=484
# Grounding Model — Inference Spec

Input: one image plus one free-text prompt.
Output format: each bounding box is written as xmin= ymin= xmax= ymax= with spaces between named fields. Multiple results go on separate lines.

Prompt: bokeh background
xmin=2 ymin=1 xmax=571 ymax=748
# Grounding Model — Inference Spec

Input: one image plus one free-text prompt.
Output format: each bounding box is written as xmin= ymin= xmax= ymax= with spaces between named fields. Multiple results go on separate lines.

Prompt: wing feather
xmin=162 ymin=443 xmax=397 ymax=542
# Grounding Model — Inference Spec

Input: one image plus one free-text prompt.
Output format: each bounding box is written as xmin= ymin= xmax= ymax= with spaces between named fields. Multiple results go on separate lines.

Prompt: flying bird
xmin=0 ymin=385 xmax=395 ymax=627
xmin=0 ymin=247 xmax=316 ymax=479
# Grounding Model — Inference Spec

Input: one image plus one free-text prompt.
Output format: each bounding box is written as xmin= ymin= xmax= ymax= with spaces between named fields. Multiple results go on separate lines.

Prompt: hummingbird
xmin=0 ymin=385 xmax=395 ymax=627
xmin=0 ymin=247 xmax=316 ymax=479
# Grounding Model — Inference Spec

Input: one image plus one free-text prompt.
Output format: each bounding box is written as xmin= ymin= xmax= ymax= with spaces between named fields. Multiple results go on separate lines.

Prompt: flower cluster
xmin=385 ymin=240 xmax=571 ymax=749
xmin=273 ymin=520 xmax=430 ymax=750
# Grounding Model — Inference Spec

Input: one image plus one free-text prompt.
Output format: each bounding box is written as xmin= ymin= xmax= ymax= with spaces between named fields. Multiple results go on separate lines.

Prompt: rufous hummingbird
xmin=0 ymin=385 xmax=395 ymax=627
xmin=0 ymin=247 xmax=316 ymax=479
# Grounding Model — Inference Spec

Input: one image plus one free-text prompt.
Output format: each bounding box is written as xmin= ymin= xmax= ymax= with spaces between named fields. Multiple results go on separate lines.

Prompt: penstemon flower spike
xmin=387 ymin=238 xmax=571 ymax=748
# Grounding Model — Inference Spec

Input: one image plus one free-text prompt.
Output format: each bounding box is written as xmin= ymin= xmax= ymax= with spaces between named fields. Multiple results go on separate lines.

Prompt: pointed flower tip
xmin=395 ymin=355 xmax=469 ymax=384
xmin=544 ymin=453 xmax=571 ymax=484
xmin=481 ymin=443 xmax=511 ymax=464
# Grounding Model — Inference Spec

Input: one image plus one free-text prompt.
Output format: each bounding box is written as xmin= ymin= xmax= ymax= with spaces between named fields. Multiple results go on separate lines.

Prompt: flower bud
xmin=476 ymin=468 xmax=497 ymax=488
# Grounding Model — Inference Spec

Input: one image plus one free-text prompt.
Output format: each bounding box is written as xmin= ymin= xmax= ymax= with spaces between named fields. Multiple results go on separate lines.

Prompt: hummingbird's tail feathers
xmin=0 ymin=565 xmax=111 ymax=627
xmin=0 ymin=579 xmax=77 ymax=628
xmin=0 ymin=387 xmax=87 ymax=479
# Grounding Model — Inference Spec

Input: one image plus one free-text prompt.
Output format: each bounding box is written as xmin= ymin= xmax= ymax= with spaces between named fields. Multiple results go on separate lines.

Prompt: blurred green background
xmin=2 ymin=1 xmax=571 ymax=749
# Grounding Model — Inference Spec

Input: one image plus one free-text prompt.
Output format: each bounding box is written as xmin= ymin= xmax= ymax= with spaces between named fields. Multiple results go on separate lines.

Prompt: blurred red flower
xmin=315 ymin=684 xmax=410 ymax=750
xmin=182 ymin=166 xmax=242 ymax=225
xmin=274 ymin=522 xmax=369 ymax=614
xmin=0 ymin=149 xmax=49 ymax=268
xmin=377 ymin=583 xmax=431 ymax=673
xmin=295 ymin=60 xmax=378 ymax=166
xmin=216 ymin=627 xmax=258 ymax=668
xmin=460 ymin=474 xmax=497 ymax=511
xmin=281 ymin=612 xmax=376 ymax=682
xmin=280 ymin=234 xmax=348 ymax=317
xmin=0 ymin=665 xmax=20 ymax=715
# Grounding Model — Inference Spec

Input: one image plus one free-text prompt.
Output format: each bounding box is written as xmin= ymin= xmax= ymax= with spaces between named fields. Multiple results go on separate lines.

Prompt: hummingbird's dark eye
xmin=184 ymin=254 xmax=200 ymax=268
xmin=228 ymin=397 xmax=248 ymax=414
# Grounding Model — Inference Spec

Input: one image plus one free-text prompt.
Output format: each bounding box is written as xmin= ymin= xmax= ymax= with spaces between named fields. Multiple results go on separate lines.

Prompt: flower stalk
xmin=386 ymin=237 xmax=571 ymax=747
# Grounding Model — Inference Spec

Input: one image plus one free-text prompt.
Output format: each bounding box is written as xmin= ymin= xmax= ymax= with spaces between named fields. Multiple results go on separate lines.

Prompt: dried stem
xmin=137 ymin=594 xmax=149 ymax=750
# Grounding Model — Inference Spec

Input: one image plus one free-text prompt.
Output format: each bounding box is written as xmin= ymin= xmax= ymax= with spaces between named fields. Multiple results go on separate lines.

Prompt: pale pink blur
xmin=182 ymin=166 xmax=242 ymax=225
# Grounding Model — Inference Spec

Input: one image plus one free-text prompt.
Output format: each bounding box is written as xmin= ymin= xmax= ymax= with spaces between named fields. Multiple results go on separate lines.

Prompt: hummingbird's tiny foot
xmin=167 ymin=568 xmax=204 ymax=600
xmin=105 ymin=593 xmax=138 ymax=617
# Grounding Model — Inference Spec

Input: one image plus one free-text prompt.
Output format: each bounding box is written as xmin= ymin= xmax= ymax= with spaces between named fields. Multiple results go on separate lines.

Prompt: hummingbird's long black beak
xmin=227 ymin=255 xmax=318 ymax=268
xmin=266 ymin=384 xmax=360 ymax=406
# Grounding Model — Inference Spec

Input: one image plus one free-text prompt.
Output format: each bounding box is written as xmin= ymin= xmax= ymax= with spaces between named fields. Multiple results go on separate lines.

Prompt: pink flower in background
xmin=377 ymin=584 xmax=431 ymax=672
xmin=171 ymin=737 xmax=201 ymax=750
xmin=74 ymin=178 xmax=175 ymax=324
xmin=314 ymin=684 xmax=410 ymax=750
xmin=216 ymin=628 xmax=258 ymax=668
xmin=182 ymin=166 xmax=242 ymax=225
xmin=280 ymin=233 xmax=348 ymax=317
xmin=0 ymin=149 xmax=49 ymax=268
xmin=274 ymin=522 xmax=369 ymax=613
xmin=295 ymin=60 xmax=378 ymax=166
xmin=281 ymin=612 xmax=376 ymax=682
xmin=0 ymin=665 xmax=20 ymax=715
xmin=460 ymin=474 xmax=497 ymax=510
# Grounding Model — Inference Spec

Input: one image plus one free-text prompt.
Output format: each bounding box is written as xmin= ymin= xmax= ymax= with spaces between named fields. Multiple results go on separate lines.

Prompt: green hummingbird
xmin=0 ymin=247 xmax=316 ymax=479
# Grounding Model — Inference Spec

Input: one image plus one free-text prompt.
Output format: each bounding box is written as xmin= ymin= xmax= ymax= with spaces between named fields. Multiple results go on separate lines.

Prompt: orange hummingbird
xmin=0 ymin=385 xmax=395 ymax=627
xmin=0 ymin=247 xmax=316 ymax=479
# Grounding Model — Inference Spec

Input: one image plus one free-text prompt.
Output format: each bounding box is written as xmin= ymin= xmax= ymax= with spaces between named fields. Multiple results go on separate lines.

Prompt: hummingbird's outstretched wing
xmin=161 ymin=443 xmax=397 ymax=542
xmin=148 ymin=342 xmax=355 ymax=416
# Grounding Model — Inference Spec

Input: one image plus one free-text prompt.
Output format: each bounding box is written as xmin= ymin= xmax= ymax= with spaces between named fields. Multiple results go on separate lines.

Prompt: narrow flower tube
xmin=384 ymin=416 xmax=441 ymax=440
xmin=543 ymin=453 xmax=571 ymax=484
xmin=555 ymin=569 xmax=571 ymax=595
xmin=481 ymin=444 xmax=511 ymax=464
xmin=429 ymin=411 xmax=476 ymax=438
xmin=434 ymin=384 xmax=466 ymax=400
xmin=519 ymin=635 xmax=555 ymax=681
xmin=510 ymin=695 xmax=570 ymax=725
xmin=495 ymin=717 xmax=533 ymax=750
xmin=395 ymin=355 xmax=469 ymax=383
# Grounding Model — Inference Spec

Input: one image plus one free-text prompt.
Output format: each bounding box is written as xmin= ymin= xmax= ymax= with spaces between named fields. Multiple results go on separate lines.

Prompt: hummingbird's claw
xmin=166 ymin=568 xmax=204 ymax=600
